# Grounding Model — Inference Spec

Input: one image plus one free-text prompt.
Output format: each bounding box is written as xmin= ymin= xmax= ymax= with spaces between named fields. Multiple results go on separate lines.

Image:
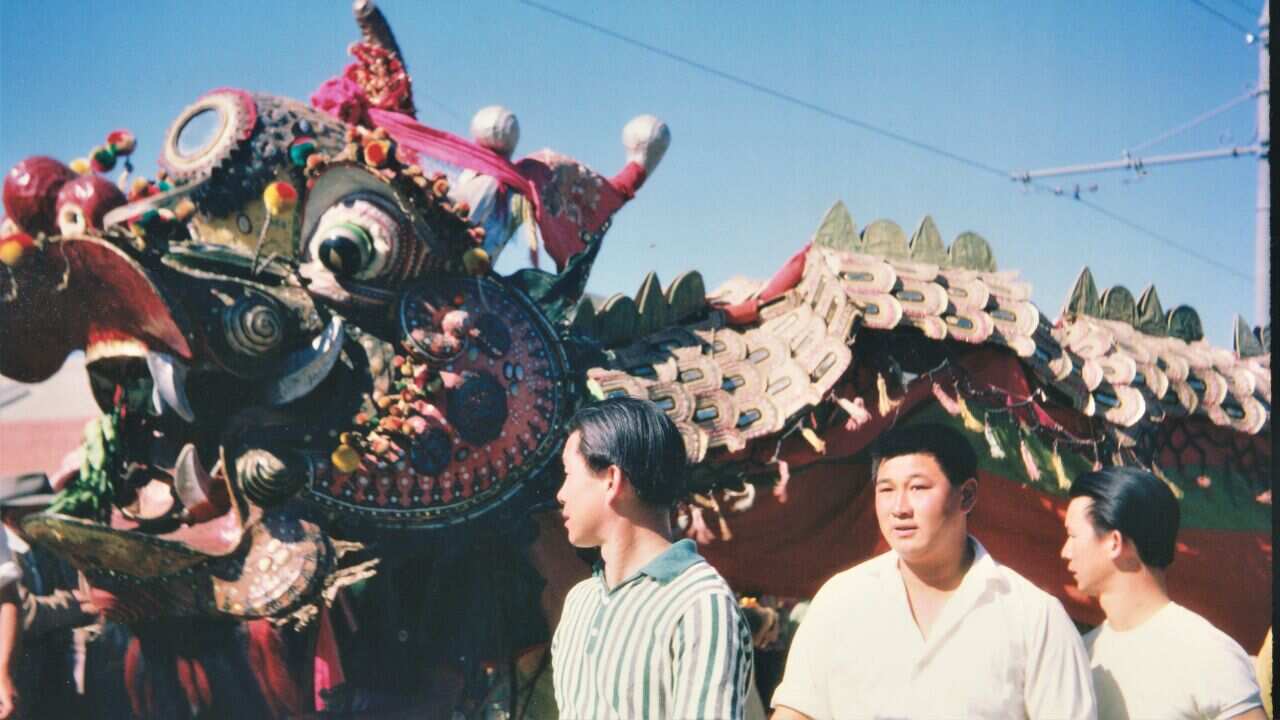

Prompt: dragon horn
xmin=352 ymin=0 xmax=416 ymax=116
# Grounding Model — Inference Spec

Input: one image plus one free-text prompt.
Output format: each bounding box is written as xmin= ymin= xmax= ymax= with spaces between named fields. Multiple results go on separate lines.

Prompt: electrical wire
xmin=416 ymin=90 xmax=468 ymax=124
xmin=1073 ymin=197 xmax=1251 ymax=280
xmin=1127 ymin=89 xmax=1256 ymax=154
xmin=1220 ymin=0 xmax=1262 ymax=18
xmin=518 ymin=0 xmax=1255 ymax=280
xmin=1185 ymin=0 xmax=1254 ymax=35
xmin=516 ymin=0 xmax=1011 ymax=181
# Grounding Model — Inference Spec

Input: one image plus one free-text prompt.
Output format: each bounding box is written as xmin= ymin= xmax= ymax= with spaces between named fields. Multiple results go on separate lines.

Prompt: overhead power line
xmin=1074 ymin=198 xmax=1251 ymax=280
xmin=516 ymin=0 xmax=1010 ymax=180
xmin=1221 ymin=0 xmax=1262 ymax=17
xmin=1127 ymin=89 xmax=1256 ymax=154
xmin=517 ymin=0 xmax=1253 ymax=280
xmin=1186 ymin=0 xmax=1254 ymax=35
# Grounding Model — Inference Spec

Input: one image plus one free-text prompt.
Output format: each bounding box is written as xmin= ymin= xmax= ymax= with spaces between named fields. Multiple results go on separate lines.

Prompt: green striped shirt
xmin=551 ymin=539 xmax=754 ymax=719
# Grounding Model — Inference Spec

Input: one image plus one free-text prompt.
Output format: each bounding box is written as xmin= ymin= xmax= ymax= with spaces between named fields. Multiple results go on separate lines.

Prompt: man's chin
xmin=884 ymin=534 xmax=925 ymax=558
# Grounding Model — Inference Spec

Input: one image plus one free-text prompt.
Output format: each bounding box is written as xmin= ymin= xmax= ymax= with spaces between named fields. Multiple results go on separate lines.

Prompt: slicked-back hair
xmin=567 ymin=397 xmax=688 ymax=508
xmin=869 ymin=422 xmax=978 ymax=487
xmin=1069 ymin=466 xmax=1179 ymax=569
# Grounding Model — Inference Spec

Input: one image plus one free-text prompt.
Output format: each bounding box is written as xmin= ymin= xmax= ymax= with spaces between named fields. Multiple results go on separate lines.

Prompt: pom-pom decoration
xmin=262 ymin=181 xmax=298 ymax=216
xmin=90 ymin=145 xmax=117 ymax=173
xmin=330 ymin=445 xmax=361 ymax=474
xmin=362 ymin=139 xmax=393 ymax=168
xmin=289 ymin=137 xmax=318 ymax=168
xmin=106 ymin=129 xmax=137 ymax=156
xmin=0 ymin=231 xmax=35 ymax=267
xmin=462 ymin=247 xmax=490 ymax=276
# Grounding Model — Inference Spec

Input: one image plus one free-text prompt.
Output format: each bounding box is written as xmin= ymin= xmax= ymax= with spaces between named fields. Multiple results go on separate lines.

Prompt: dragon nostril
xmin=317 ymin=222 xmax=372 ymax=277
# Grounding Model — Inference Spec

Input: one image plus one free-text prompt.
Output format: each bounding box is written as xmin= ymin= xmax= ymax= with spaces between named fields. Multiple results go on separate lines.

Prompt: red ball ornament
xmin=106 ymin=129 xmax=137 ymax=156
xmin=55 ymin=174 xmax=127 ymax=235
xmin=3 ymin=156 xmax=76 ymax=236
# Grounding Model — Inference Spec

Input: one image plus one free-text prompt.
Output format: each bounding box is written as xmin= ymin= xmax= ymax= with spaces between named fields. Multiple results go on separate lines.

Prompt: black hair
xmin=869 ymin=422 xmax=978 ymax=487
xmin=1069 ymin=466 xmax=1179 ymax=568
xmin=566 ymin=397 xmax=688 ymax=508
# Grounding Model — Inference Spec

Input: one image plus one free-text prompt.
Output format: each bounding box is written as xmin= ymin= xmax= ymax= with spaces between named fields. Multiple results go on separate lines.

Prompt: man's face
xmin=1060 ymin=496 xmax=1115 ymax=597
xmin=556 ymin=432 xmax=610 ymax=548
xmin=874 ymin=453 xmax=972 ymax=565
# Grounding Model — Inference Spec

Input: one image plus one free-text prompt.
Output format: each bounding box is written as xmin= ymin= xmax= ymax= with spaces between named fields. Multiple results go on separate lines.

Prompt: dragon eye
xmin=307 ymin=197 xmax=401 ymax=281
xmin=317 ymin=222 xmax=373 ymax=276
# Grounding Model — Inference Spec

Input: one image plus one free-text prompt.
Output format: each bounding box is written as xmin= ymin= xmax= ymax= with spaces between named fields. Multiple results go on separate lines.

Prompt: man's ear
xmin=603 ymin=464 xmax=626 ymax=504
xmin=959 ymin=477 xmax=978 ymax=513
xmin=1105 ymin=529 xmax=1126 ymax=560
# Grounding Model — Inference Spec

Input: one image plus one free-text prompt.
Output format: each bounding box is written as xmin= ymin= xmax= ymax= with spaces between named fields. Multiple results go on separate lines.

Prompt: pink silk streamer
xmin=368 ymin=108 xmax=544 ymax=226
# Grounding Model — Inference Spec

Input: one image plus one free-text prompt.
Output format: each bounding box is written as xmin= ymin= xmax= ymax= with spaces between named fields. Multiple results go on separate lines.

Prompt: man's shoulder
xmin=563 ymin=576 xmax=599 ymax=606
xmin=985 ymin=554 xmax=1058 ymax=604
xmin=979 ymin=552 xmax=1077 ymax=637
xmin=809 ymin=551 xmax=894 ymax=605
xmin=1159 ymin=604 xmax=1251 ymax=656
xmin=669 ymin=557 xmax=738 ymax=600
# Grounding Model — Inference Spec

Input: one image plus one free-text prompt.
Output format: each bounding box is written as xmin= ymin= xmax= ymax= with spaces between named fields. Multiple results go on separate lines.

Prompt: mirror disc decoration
xmin=302 ymin=275 xmax=571 ymax=530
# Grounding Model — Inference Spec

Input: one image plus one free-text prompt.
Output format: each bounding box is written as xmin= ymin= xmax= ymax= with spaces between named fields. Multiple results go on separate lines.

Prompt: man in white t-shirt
xmin=771 ymin=423 xmax=1096 ymax=719
xmin=1061 ymin=467 xmax=1264 ymax=720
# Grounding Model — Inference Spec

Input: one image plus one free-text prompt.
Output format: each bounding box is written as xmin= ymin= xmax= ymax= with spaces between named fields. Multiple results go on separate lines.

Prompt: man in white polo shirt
xmin=771 ymin=423 xmax=1095 ymax=719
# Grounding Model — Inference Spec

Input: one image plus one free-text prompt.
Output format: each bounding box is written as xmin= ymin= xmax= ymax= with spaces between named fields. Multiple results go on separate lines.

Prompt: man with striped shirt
xmin=552 ymin=398 xmax=753 ymax=719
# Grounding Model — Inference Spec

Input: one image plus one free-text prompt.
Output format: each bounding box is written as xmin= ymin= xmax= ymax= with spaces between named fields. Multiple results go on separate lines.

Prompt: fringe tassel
xmin=983 ymin=418 xmax=1006 ymax=459
xmin=931 ymin=383 xmax=961 ymax=416
xmin=800 ymin=427 xmax=827 ymax=454
xmin=956 ymin=393 xmax=985 ymax=434
xmin=876 ymin=373 xmax=901 ymax=416
xmin=1051 ymin=442 xmax=1071 ymax=491
xmin=675 ymin=503 xmax=691 ymax=532
xmin=688 ymin=506 xmax=715 ymax=544
xmin=1019 ymin=437 xmax=1042 ymax=482
xmin=1150 ymin=463 xmax=1184 ymax=500
xmin=773 ymin=461 xmax=790 ymax=504
xmin=723 ymin=483 xmax=756 ymax=513
xmin=706 ymin=493 xmax=732 ymax=541
xmin=836 ymin=396 xmax=872 ymax=432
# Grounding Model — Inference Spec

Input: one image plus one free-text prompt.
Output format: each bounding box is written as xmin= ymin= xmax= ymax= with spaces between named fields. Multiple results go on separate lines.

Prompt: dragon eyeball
xmin=306 ymin=196 xmax=401 ymax=281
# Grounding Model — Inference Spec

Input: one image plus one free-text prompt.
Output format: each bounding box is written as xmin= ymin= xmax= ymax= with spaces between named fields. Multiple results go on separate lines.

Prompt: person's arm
xmin=769 ymin=595 xmax=831 ymax=720
xmin=1198 ymin=628 xmax=1267 ymax=720
xmin=21 ymin=585 xmax=96 ymax=637
xmin=1023 ymin=597 xmax=1097 ymax=720
xmin=669 ymin=592 xmax=753 ymax=720
xmin=0 ymin=583 xmax=20 ymax=720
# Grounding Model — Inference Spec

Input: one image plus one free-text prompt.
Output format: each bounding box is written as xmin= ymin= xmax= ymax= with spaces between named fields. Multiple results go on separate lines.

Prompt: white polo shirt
xmin=772 ymin=538 xmax=1096 ymax=719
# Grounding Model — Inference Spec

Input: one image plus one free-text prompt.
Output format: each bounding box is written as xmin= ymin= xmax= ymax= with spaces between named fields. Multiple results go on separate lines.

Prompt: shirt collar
xmin=593 ymin=538 xmax=703 ymax=588
xmin=640 ymin=539 xmax=702 ymax=583
xmin=873 ymin=536 xmax=1005 ymax=589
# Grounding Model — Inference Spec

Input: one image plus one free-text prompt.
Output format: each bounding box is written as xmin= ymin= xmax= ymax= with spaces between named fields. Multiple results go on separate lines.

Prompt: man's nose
xmin=891 ymin=489 xmax=911 ymax=516
xmin=1059 ymin=539 xmax=1070 ymax=560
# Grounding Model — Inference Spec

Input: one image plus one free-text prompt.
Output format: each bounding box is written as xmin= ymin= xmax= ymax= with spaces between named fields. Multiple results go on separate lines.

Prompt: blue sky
xmin=1 ymin=0 xmax=1267 ymax=348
